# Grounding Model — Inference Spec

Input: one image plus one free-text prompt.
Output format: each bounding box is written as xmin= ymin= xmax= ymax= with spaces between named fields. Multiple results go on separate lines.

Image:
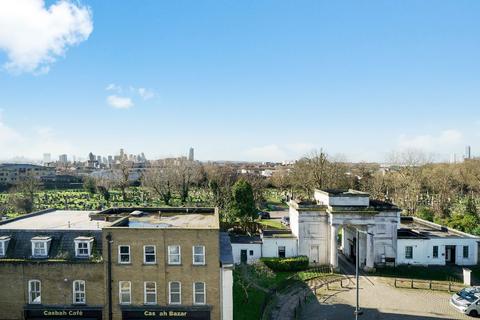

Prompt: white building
xmin=230 ymin=235 xmax=263 ymax=264
xmin=290 ymin=189 xmax=400 ymax=271
xmin=397 ymin=217 xmax=479 ymax=266
xmin=261 ymin=230 xmax=298 ymax=258
xmin=230 ymin=189 xmax=480 ymax=270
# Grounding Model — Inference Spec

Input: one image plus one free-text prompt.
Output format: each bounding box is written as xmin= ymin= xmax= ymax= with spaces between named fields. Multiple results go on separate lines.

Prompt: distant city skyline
xmin=1 ymin=1 xmax=480 ymax=163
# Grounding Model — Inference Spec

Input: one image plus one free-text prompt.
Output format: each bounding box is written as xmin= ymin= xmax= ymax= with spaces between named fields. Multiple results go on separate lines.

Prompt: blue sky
xmin=1 ymin=0 xmax=480 ymax=162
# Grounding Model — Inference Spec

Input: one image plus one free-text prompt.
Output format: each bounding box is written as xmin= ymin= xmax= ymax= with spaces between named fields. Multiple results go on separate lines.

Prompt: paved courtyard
xmin=300 ymin=276 xmax=471 ymax=320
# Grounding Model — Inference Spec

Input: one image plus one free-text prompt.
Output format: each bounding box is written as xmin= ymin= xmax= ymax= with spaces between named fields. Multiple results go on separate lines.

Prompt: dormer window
xmin=0 ymin=236 xmax=10 ymax=257
xmin=31 ymin=236 xmax=51 ymax=258
xmin=74 ymin=237 xmax=94 ymax=258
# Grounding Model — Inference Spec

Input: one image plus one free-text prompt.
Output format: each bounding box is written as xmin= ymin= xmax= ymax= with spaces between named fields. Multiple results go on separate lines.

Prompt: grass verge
xmin=257 ymin=219 xmax=286 ymax=230
xmin=373 ymin=265 xmax=462 ymax=282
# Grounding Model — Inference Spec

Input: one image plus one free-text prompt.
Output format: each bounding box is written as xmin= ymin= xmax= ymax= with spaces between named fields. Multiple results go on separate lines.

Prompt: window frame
xmin=193 ymin=282 xmax=206 ymax=305
xmin=0 ymin=237 xmax=9 ymax=257
xmin=278 ymin=246 xmax=286 ymax=258
xmin=168 ymin=245 xmax=181 ymax=265
xmin=143 ymin=245 xmax=156 ymax=264
xmin=73 ymin=280 xmax=86 ymax=305
xmin=119 ymin=281 xmax=132 ymax=305
xmin=463 ymin=245 xmax=469 ymax=259
xmin=28 ymin=280 xmax=41 ymax=304
xmin=192 ymin=245 xmax=205 ymax=265
xmin=405 ymin=246 xmax=413 ymax=259
xmin=31 ymin=241 xmax=48 ymax=257
xmin=432 ymin=246 xmax=438 ymax=258
xmin=75 ymin=241 xmax=92 ymax=258
xmin=144 ymin=281 xmax=157 ymax=305
xmin=118 ymin=245 xmax=131 ymax=264
xmin=168 ymin=281 xmax=182 ymax=305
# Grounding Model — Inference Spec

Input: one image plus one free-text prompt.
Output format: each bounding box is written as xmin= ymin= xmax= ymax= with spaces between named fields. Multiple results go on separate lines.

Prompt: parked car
xmin=450 ymin=287 xmax=480 ymax=317
xmin=281 ymin=216 xmax=290 ymax=226
xmin=258 ymin=211 xmax=270 ymax=219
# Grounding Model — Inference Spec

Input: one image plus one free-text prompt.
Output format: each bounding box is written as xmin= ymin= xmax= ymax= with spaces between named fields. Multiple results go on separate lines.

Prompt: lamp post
xmin=353 ymin=227 xmax=374 ymax=319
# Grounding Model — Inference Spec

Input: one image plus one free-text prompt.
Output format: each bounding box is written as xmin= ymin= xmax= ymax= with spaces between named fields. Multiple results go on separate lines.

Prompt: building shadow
xmin=300 ymin=301 xmax=470 ymax=320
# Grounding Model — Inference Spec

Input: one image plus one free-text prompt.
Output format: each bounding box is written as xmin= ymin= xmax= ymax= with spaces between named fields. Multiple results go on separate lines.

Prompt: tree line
xmin=4 ymin=149 xmax=480 ymax=236
xmin=271 ymin=149 xmax=480 ymax=235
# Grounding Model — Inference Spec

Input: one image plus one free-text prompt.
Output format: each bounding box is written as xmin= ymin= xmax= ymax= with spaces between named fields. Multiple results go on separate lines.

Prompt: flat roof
xmin=400 ymin=216 xmax=478 ymax=239
xmin=262 ymin=229 xmax=296 ymax=238
xmin=317 ymin=189 xmax=370 ymax=197
xmin=117 ymin=210 xmax=219 ymax=229
xmin=229 ymin=234 xmax=262 ymax=244
xmin=0 ymin=210 xmax=110 ymax=231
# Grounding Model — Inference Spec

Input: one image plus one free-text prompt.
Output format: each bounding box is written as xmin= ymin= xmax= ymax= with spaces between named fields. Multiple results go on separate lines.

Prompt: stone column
xmin=341 ymin=225 xmax=347 ymax=254
xmin=365 ymin=226 xmax=375 ymax=271
xmin=330 ymin=224 xmax=339 ymax=269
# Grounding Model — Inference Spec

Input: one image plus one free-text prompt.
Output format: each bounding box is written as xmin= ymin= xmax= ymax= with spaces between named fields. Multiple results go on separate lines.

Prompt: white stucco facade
xmin=261 ymin=236 xmax=298 ymax=258
xmin=289 ymin=190 xmax=401 ymax=270
xmin=289 ymin=205 xmax=330 ymax=265
xmin=397 ymin=237 xmax=479 ymax=266
xmin=231 ymin=189 xmax=480 ymax=271
xmin=221 ymin=265 xmax=233 ymax=320
xmin=231 ymin=242 xmax=262 ymax=264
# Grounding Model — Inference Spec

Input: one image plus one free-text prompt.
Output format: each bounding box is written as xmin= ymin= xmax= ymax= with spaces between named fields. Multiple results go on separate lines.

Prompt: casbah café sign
xmin=25 ymin=309 xmax=102 ymax=319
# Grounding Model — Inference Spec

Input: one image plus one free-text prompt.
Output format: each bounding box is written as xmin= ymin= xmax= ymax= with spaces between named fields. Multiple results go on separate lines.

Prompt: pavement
xmin=299 ymin=256 xmax=471 ymax=320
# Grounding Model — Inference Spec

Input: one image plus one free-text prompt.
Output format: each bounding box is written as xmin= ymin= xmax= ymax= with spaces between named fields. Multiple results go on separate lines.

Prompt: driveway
xmin=268 ymin=208 xmax=289 ymax=219
xmin=300 ymin=275 xmax=470 ymax=320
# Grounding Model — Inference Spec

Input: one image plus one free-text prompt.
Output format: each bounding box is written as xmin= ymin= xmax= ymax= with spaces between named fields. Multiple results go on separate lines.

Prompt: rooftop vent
xmin=130 ymin=210 xmax=144 ymax=217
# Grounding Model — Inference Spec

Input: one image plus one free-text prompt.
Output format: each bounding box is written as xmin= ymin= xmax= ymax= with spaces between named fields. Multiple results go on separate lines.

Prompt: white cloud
xmin=105 ymin=83 xmax=121 ymax=92
xmin=0 ymin=117 xmax=23 ymax=146
xmin=245 ymin=145 xmax=287 ymax=161
xmin=106 ymin=95 xmax=134 ymax=109
xmin=398 ymin=129 xmax=463 ymax=151
xmin=137 ymin=87 xmax=154 ymax=100
xmin=285 ymin=142 xmax=315 ymax=154
xmin=0 ymin=0 xmax=93 ymax=74
xmin=0 ymin=114 xmax=74 ymax=160
xmin=105 ymin=84 xmax=155 ymax=108
xmin=244 ymin=143 xmax=317 ymax=162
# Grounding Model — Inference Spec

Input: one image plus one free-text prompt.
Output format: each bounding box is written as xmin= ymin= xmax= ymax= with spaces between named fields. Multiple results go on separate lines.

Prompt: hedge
xmin=260 ymin=256 xmax=309 ymax=272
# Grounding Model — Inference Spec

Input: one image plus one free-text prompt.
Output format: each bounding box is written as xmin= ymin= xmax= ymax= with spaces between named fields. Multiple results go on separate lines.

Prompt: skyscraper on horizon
xmin=465 ymin=145 xmax=472 ymax=160
xmin=42 ymin=153 xmax=51 ymax=163
xmin=188 ymin=147 xmax=194 ymax=161
xmin=59 ymin=154 xmax=68 ymax=164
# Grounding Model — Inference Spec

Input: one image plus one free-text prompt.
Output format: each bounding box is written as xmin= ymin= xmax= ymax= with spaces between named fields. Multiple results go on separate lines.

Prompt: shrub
xmin=260 ymin=256 xmax=309 ymax=272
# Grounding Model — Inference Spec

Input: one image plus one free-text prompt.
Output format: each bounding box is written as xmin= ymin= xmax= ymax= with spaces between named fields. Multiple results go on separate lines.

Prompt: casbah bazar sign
xmin=24 ymin=308 xmax=102 ymax=319
xmin=122 ymin=308 xmax=210 ymax=320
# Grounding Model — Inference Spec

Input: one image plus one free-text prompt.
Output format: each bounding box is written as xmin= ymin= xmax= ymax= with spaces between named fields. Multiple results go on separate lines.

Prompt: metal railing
xmin=393 ymin=277 xmax=465 ymax=292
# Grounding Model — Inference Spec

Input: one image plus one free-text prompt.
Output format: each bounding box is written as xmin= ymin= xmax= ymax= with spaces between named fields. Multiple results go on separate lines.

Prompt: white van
xmin=450 ymin=287 xmax=480 ymax=317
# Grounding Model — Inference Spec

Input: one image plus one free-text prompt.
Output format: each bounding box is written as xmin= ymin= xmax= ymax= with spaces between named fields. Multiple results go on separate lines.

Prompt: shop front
xmin=24 ymin=306 xmax=103 ymax=320
xmin=121 ymin=306 xmax=211 ymax=320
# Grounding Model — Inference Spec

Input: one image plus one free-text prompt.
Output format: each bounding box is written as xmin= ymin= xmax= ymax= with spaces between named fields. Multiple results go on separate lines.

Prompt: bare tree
xmin=9 ymin=173 xmax=41 ymax=213
xmin=204 ymin=164 xmax=239 ymax=210
xmin=289 ymin=149 xmax=350 ymax=199
xmin=112 ymin=157 xmax=134 ymax=201
xmin=173 ymin=158 xmax=201 ymax=204
xmin=142 ymin=163 xmax=175 ymax=206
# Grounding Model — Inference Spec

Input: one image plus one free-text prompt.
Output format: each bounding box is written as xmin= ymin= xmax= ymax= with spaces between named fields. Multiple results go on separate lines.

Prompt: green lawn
xmin=373 ymin=265 xmax=462 ymax=282
xmin=262 ymin=188 xmax=288 ymax=210
xmin=258 ymin=219 xmax=287 ymax=230
xmin=233 ymin=270 xmax=268 ymax=320
xmin=233 ymin=264 xmax=295 ymax=320
xmin=0 ymin=187 xmax=215 ymax=217
xmin=296 ymin=266 xmax=334 ymax=281
xmin=233 ymin=263 xmax=338 ymax=320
